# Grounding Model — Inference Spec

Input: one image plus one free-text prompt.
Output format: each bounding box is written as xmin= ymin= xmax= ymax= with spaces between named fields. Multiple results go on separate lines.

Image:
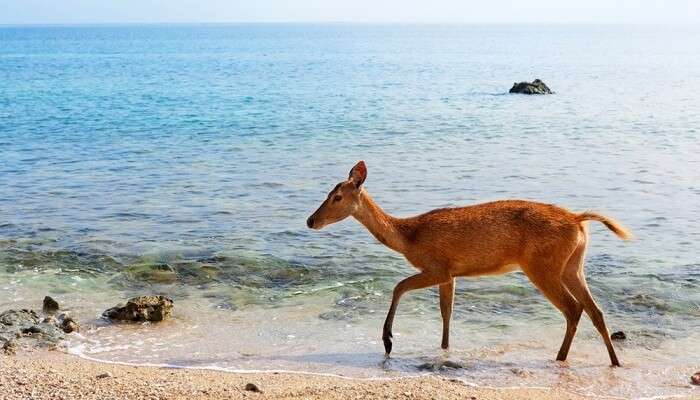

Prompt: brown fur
xmin=307 ymin=161 xmax=631 ymax=366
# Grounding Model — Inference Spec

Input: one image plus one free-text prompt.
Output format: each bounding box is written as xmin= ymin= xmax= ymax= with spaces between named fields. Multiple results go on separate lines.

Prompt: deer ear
xmin=348 ymin=161 xmax=367 ymax=188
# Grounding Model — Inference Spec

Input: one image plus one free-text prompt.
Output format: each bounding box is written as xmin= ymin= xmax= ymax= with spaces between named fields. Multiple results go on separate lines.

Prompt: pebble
xmin=691 ymin=372 xmax=700 ymax=386
xmin=2 ymin=339 xmax=18 ymax=355
xmin=96 ymin=372 xmax=112 ymax=379
xmin=610 ymin=331 xmax=627 ymax=340
xmin=244 ymin=383 xmax=261 ymax=392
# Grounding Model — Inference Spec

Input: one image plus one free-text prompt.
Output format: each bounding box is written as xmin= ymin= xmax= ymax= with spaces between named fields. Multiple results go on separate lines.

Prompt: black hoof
xmin=383 ymin=332 xmax=393 ymax=354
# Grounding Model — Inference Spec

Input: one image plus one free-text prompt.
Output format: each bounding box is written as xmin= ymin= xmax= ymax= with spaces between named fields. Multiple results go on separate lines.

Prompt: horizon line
xmin=1 ymin=20 xmax=697 ymax=27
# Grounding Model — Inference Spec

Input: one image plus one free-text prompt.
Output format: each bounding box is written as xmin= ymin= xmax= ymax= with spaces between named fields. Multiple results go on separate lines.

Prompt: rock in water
xmin=103 ymin=295 xmax=174 ymax=322
xmin=0 ymin=309 xmax=66 ymax=349
xmin=43 ymin=296 xmax=60 ymax=314
xmin=691 ymin=372 xmax=700 ymax=386
xmin=509 ymin=79 xmax=553 ymax=94
xmin=610 ymin=331 xmax=627 ymax=340
xmin=0 ymin=309 xmax=39 ymax=328
xmin=58 ymin=314 xmax=79 ymax=333
xmin=124 ymin=262 xmax=178 ymax=284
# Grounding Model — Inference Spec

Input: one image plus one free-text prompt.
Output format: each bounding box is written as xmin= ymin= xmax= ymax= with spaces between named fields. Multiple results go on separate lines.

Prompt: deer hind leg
xmin=561 ymin=238 xmax=621 ymax=367
xmin=521 ymin=257 xmax=583 ymax=362
xmin=439 ymin=279 xmax=455 ymax=349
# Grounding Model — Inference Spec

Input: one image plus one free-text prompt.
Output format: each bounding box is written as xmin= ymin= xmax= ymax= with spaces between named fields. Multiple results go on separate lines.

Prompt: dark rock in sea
xmin=244 ymin=383 xmax=262 ymax=392
xmin=509 ymin=79 xmax=553 ymax=95
xmin=103 ymin=295 xmax=174 ymax=322
xmin=691 ymin=372 xmax=700 ymax=386
xmin=611 ymin=331 xmax=627 ymax=340
xmin=43 ymin=296 xmax=60 ymax=314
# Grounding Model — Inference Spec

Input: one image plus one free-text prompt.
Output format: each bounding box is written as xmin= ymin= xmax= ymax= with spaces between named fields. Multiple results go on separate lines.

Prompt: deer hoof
xmin=382 ymin=332 xmax=393 ymax=354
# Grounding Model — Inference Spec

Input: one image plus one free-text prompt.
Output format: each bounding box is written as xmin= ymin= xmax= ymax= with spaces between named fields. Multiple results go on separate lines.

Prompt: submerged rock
xmin=416 ymin=360 xmax=463 ymax=371
xmin=509 ymin=79 xmax=553 ymax=95
xmin=611 ymin=331 xmax=627 ymax=340
xmin=124 ymin=263 xmax=179 ymax=284
xmin=103 ymin=295 xmax=173 ymax=322
xmin=42 ymin=296 xmax=59 ymax=314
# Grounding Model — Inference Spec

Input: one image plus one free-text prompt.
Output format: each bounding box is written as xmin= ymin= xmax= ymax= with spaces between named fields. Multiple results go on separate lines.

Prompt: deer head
xmin=306 ymin=161 xmax=367 ymax=230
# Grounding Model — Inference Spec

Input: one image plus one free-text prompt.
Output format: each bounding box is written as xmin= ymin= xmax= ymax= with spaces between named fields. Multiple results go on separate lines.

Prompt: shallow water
xmin=1 ymin=24 xmax=699 ymax=398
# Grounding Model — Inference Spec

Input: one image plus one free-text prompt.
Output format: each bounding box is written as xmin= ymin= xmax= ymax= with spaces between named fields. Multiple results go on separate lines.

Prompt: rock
xmin=96 ymin=372 xmax=112 ymax=379
xmin=124 ymin=263 xmax=178 ymax=284
xmin=1 ymin=309 xmax=65 ymax=349
xmin=2 ymin=338 xmax=17 ymax=355
xmin=58 ymin=314 xmax=79 ymax=333
xmin=611 ymin=331 xmax=627 ymax=340
xmin=103 ymin=295 xmax=174 ymax=322
xmin=244 ymin=383 xmax=261 ymax=392
xmin=691 ymin=372 xmax=700 ymax=386
xmin=509 ymin=79 xmax=553 ymax=95
xmin=417 ymin=362 xmax=436 ymax=371
xmin=0 ymin=309 xmax=40 ymax=328
xmin=441 ymin=360 xmax=463 ymax=370
xmin=416 ymin=360 xmax=463 ymax=371
xmin=0 ymin=306 xmax=79 ymax=353
xmin=43 ymin=296 xmax=59 ymax=314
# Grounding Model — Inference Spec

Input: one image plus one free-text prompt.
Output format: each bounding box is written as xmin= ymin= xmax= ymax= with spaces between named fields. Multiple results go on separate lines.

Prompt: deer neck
xmin=352 ymin=190 xmax=406 ymax=254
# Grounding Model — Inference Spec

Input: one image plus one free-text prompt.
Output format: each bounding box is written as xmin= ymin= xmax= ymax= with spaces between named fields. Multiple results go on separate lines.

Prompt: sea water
xmin=1 ymin=24 xmax=699 ymax=398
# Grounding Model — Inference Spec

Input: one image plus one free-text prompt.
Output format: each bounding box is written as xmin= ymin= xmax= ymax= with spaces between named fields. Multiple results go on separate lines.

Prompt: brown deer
xmin=307 ymin=161 xmax=632 ymax=366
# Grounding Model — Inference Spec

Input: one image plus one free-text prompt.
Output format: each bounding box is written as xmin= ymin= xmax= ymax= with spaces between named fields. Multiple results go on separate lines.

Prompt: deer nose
xmin=306 ymin=216 xmax=315 ymax=229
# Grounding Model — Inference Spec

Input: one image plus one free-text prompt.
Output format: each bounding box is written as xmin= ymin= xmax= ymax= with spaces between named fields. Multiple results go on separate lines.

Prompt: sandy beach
xmin=0 ymin=350 xmax=608 ymax=400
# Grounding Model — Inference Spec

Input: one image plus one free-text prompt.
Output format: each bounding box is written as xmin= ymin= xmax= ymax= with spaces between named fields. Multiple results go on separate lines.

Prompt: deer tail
xmin=576 ymin=212 xmax=633 ymax=241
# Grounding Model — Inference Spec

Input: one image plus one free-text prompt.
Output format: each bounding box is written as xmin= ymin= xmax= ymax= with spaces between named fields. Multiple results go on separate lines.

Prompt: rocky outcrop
xmin=103 ymin=295 xmax=173 ymax=322
xmin=0 ymin=309 xmax=70 ymax=351
xmin=509 ymin=79 xmax=553 ymax=94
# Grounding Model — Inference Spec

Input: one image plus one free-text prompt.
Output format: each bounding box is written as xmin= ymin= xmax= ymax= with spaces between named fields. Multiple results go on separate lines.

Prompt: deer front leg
xmin=439 ymin=279 xmax=455 ymax=349
xmin=383 ymin=272 xmax=451 ymax=355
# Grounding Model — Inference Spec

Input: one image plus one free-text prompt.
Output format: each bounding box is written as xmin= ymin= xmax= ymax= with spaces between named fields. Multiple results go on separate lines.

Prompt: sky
xmin=1 ymin=0 xmax=699 ymax=25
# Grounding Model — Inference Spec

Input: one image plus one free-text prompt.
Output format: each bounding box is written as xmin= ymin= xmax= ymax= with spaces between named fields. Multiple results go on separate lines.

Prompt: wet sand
xmin=0 ymin=350 xmax=608 ymax=400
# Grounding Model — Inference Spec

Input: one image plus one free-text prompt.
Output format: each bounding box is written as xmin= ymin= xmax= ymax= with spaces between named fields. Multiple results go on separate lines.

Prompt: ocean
xmin=1 ymin=24 xmax=699 ymax=398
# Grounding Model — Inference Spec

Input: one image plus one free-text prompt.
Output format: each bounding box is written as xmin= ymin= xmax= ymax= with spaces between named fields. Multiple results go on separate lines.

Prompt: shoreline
xmin=0 ymin=349 xmax=603 ymax=400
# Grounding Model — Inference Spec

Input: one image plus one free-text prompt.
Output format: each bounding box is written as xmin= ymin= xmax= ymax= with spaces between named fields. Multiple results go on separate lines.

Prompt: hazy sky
xmin=1 ymin=0 xmax=699 ymax=25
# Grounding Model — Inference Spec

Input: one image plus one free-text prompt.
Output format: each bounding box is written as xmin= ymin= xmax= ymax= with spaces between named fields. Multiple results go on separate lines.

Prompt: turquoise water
xmin=1 ymin=24 xmax=699 ymax=398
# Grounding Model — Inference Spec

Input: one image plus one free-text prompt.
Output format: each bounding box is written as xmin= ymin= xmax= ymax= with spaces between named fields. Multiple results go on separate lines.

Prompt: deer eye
xmin=333 ymin=195 xmax=342 ymax=202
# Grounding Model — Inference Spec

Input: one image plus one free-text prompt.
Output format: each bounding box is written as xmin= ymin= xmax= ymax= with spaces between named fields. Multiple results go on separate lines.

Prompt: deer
xmin=306 ymin=161 xmax=632 ymax=367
